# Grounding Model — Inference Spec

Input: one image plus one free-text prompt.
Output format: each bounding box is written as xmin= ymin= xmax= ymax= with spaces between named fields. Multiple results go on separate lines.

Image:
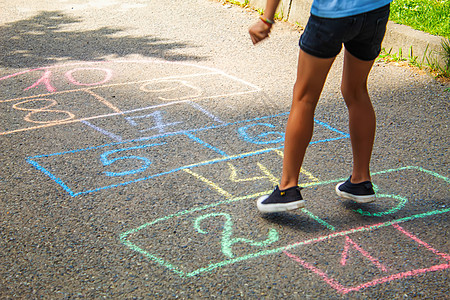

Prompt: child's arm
xmin=248 ymin=0 xmax=281 ymax=45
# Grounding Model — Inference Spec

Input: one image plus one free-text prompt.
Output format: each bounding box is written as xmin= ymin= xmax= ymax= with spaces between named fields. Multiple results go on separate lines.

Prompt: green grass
xmin=380 ymin=39 xmax=450 ymax=78
xmin=390 ymin=0 xmax=450 ymax=38
xmin=388 ymin=1 xmax=450 ymax=78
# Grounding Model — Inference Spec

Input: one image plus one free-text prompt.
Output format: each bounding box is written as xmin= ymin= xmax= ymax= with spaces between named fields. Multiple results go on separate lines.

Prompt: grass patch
xmin=390 ymin=0 xmax=450 ymax=38
xmin=379 ymin=39 xmax=450 ymax=80
xmin=381 ymin=1 xmax=450 ymax=79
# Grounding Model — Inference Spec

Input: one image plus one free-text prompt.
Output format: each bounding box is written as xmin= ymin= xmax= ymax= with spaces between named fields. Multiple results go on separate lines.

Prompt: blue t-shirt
xmin=311 ymin=0 xmax=392 ymax=18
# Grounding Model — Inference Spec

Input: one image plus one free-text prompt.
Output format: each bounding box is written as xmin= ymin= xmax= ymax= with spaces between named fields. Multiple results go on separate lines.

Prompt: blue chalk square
xmin=190 ymin=113 xmax=349 ymax=157
xmin=26 ymin=134 xmax=225 ymax=196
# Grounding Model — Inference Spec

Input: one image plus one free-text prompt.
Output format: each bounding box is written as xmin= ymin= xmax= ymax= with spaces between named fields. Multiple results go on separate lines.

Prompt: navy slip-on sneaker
xmin=335 ymin=177 xmax=375 ymax=203
xmin=257 ymin=185 xmax=305 ymax=213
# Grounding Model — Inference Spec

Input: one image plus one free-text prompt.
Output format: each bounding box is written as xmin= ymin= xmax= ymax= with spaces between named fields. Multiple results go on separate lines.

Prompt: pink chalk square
xmin=284 ymin=223 xmax=450 ymax=294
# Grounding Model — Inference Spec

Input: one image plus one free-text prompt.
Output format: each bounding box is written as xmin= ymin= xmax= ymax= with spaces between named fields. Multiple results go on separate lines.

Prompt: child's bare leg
xmin=280 ymin=50 xmax=335 ymax=190
xmin=341 ymin=50 xmax=376 ymax=183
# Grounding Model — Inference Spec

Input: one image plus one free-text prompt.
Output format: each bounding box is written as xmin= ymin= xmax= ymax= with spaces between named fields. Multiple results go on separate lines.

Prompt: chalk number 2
xmin=194 ymin=213 xmax=279 ymax=258
xmin=100 ymin=142 xmax=165 ymax=177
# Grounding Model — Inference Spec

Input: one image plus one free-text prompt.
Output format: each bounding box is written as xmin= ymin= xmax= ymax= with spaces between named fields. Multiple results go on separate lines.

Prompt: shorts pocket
xmin=370 ymin=10 xmax=390 ymax=44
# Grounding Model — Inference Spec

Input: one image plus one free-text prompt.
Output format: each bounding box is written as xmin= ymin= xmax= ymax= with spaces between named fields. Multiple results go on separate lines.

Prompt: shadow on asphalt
xmin=260 ymin=212 xmax=332 ymax=233
xmin=0 ymin=11 xmax=205 ymax=69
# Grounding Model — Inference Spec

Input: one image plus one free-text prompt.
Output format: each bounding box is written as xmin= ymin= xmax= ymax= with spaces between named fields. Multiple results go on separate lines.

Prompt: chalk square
xmin=81 ymin=101 xmax=225 ymax=141
xmin=0 ymin=90 xmax=122 ymax=135
xmin=181 ymin=148 xmax=326 ymax=199
xmin=26 ymin=133 xmax=226 ymax=196
xmin=120 ymin=191 xmax=309 ymax=278
xmin=284 ymin=221 xmax=450 ymax=294
xmin=190 ymin=114 xmax=349 ymax=157
xmin=91 ymin=72 xmax=260 ymax=112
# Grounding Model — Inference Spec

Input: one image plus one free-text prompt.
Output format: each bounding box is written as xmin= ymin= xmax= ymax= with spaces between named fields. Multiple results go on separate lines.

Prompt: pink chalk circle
xmin=65 ymin=68 xmax=113 ymax=86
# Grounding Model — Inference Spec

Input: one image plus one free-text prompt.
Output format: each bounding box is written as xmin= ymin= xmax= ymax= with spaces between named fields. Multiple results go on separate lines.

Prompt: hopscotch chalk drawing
xmin=0 ymin=60 xmax=260 ymax=136
xmin=1 ymin=60 xmax=448 ymax=295
xmin=120 ymin=166 xmax=449 ymax=284
xmin=25 ymin=113 xmax=348 ymax=196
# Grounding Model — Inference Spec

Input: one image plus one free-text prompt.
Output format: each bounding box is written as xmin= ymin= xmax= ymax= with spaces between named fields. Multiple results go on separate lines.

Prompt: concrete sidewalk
xmin=0 ymin=0 xmax=448 ymax=298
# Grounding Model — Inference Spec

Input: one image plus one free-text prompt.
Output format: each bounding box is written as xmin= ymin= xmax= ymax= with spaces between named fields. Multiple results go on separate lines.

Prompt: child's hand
xmin=249 ymin=19 xmax=272 ymax=45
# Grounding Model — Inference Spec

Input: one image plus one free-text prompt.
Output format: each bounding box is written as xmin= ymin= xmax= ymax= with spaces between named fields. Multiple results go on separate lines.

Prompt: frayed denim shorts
xmin=299 ymin=4 xmax=390 ymax=61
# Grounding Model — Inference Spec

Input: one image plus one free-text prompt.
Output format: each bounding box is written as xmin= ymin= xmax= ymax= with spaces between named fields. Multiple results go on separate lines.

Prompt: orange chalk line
xmin=83 ymin=89 xmax=122 ymax=113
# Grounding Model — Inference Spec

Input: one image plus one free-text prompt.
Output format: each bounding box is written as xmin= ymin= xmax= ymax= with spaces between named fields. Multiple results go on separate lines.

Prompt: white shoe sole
xmin=256 ymin=195 xmax=305 ymax=213
xmin=335 ymin=182 xmax=376 ymax=203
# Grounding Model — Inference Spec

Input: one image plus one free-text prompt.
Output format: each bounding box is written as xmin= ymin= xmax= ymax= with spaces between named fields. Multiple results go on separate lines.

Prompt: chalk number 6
xmin=238 ymin=123 xmax=284 ymax=145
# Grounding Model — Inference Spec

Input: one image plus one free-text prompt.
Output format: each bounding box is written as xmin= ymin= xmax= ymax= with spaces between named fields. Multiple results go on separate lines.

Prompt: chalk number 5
xmin=100 ymin=143 xmax=165 ymax=177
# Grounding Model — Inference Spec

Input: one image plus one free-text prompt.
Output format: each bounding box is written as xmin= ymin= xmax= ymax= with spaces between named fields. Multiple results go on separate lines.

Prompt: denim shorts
xmin=299 ymin=4 xmax=390 ymax=61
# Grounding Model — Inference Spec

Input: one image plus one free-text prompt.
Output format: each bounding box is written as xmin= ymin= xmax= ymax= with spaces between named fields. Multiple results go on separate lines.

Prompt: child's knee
xmin=341 ymin=82 xmax=369 ymax=102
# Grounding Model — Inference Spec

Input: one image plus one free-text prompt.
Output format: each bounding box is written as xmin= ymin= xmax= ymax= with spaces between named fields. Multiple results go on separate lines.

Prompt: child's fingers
xmin=249 ymin=29 xmax=269 ymax=45
xmin=250 ymin=33 xmax=263 ymax=44
xmin=249 ymin=21 xmax=271 ymax=45
xmin=249 ymin=30 xmax=259 ymax=44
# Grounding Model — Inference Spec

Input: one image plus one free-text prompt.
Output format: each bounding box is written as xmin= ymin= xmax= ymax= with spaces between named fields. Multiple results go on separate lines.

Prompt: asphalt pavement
xmin=0 ymin=0 xmax=449 ymax=298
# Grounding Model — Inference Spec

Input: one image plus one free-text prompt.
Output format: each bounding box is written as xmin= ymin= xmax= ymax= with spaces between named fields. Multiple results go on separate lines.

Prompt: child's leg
xmin=280 ymin=50 xmax=335 ymax=190
xmin=341 ymin=49 xmax=376 ymax=184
